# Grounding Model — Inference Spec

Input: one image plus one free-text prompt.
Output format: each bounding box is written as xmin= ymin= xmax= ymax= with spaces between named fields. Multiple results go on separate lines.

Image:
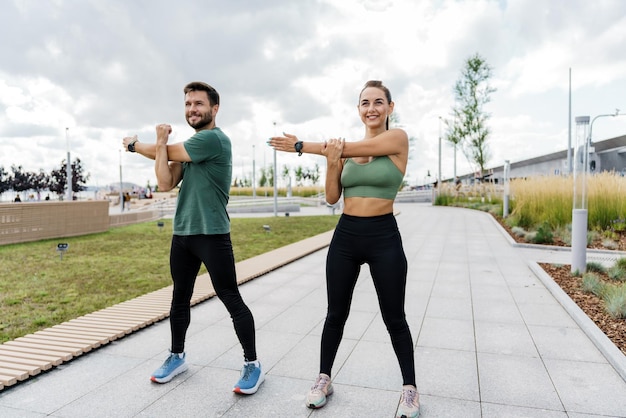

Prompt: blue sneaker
xmin=150 ymin=352 xmax=188 ymax=383
xmin=232 ymin=361 xmax=265 ymax=394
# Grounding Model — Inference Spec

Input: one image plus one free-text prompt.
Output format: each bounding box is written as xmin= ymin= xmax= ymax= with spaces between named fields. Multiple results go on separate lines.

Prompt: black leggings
xmin=169 ymin=234 xmax=256 ymax=361
xmin=321 ymin=213 xmax=415 ymax=386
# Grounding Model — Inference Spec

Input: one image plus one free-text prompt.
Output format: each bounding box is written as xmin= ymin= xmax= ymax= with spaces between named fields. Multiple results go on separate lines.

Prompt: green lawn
xmin=0 ymin=215 xmax=339 ymax=343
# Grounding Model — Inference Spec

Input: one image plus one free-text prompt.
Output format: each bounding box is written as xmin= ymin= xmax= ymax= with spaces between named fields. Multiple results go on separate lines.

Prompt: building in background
xmin=456 ymin=134 xmax=626 ymax=184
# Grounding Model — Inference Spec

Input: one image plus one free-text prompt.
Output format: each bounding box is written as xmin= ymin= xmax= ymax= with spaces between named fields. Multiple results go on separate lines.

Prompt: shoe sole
xmin=306 ymin=388 xmax=333 ymax=409
xmin=232 ymin=372 xmax=265 ymax=394
xmin=150 ymin=363 xmax=189 ymax=383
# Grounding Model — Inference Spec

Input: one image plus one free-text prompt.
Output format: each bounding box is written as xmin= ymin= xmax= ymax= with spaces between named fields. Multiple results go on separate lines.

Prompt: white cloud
xmin=1 ymin=0 xmax=625 ymax=193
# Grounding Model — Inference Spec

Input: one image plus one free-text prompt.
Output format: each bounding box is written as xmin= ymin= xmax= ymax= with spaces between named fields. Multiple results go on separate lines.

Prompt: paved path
xmin=1 ymin=203 xmax=626 ymax=417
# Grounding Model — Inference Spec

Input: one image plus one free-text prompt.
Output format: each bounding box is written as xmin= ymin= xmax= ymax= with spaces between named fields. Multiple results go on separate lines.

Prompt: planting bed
xmin=494 ymin=215 xmax=626 ymax=356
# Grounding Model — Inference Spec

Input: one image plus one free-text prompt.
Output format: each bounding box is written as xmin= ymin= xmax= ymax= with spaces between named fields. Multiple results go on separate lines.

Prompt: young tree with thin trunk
xmin=445 ymin=53 xmax=496 ymax=179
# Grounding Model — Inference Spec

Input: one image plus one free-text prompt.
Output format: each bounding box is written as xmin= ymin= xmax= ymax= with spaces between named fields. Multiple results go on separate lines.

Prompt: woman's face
xmin=358 ymin=87 xmax=393 ymax=129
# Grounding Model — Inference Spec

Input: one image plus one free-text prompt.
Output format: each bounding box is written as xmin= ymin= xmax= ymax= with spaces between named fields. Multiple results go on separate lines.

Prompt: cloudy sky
xmin=1 ymin=0 xmax=625 ymax=192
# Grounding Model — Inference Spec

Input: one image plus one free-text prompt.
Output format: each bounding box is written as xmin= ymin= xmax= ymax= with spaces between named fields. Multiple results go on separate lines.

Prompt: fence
xmin=0 ymin=201 xmax=110 ymax=245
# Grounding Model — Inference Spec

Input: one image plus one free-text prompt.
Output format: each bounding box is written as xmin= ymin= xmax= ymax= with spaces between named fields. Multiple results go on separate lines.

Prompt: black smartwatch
xmin=127 ymin=139 xmax=138 ymax=153
xmin=294 ymin=141 xmax=303 ymax=156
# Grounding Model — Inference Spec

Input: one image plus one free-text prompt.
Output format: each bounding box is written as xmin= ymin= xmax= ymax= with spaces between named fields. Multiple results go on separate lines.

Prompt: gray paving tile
xmin=417 ymin=395 xmax=481 ymax=418
xmin=0 ymin=405 xmax=46 ymax=418
xmin=544 ymin=358 xmax=626 ymax=416
xmin=475 ymin=321 xmax=539 ymax=357
xmin=135 ymin=366 xmax=241 ymax=417
xmin=417 ymin=317 xmax=475 ymax=351
xmin=509 ymin=283 xmax=559 ymax=305
xmin=481 ymin=403 xmax=567 ymax=417
xmin=53 ymin=359 xmax=191 ymax=418
xmin=472 ymin=298 xmax=525 ymax=324
xmin=477 ymin=352 xmax=563 ymax=410
xmin=424 ymin=295 xmax=473 ymax=320
xmin=0 ymin=353 xmax=145 ymax=414
xmin=260 ymin=305 xmax=324 ymax=335
xmin=333 ymin=340 xmax=400 ymax=391
xmin=414 ymin=347 xmax=480 ymax=402
xmin=516 ymin=300 xmax=578 ymax=327
xmin=268 ymin=334 xmax=357 ymax=381
xmin=528 ymin=325 xmax=606 ymax=362
xmin=297 ymin=383 xmax=401 ymax=418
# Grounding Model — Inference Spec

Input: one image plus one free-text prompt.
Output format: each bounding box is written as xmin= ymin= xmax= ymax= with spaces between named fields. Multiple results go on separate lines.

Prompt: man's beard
xmin=187 ymin=111 xmax=213 ymax=130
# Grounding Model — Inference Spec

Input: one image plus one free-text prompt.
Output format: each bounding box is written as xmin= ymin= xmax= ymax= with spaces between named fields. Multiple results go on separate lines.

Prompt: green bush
xmin=582 ymin=272 xmax=605 ymax=296
xmin=532 ymin=222 xmax=554 ymax=244
xmin=586 ymin=262 xmax=607 ymax=274
xmin=603 ymin=284 xmax=626 ymax=319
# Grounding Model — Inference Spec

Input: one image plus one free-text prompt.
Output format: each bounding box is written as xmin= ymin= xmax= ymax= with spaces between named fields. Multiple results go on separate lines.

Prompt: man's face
xmin=185 ymin=90 xmax=217 ymax=130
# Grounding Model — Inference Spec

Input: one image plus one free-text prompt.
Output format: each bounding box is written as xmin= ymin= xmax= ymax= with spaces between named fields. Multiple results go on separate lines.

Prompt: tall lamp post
xmin=438 ymin=116 xmax=442 ymax=187
xmin=572 ymin=110 xmax=624 ymax=274
xmin=571 ymin=116 xmax=590 ymax=274
xmin=65 ymin=128 xmax=72 ymax=201
xmin=273 ymin=121 xmax=278 ymax=217
xmin=119 ymin=149 xmax=124 ymax=214
xmin=503 ymin=160 xmax=511 ymax=218
xmin=252 ymin=144 xmax=256 ymax=199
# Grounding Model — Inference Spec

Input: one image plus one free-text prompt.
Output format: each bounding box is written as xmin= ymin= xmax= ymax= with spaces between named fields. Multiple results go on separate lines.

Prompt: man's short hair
xmin=184 ymin=82 xmax=220 ymax=106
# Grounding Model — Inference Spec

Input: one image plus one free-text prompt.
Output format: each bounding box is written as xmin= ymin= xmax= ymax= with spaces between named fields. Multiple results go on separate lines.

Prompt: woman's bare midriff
xmin=343 ymin=197 xmax=394 ymax=217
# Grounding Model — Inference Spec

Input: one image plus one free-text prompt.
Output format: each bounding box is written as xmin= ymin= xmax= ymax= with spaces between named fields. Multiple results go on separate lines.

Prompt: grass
xmin=434 ymin=173 xmax=626 ymax=249
xmin=0 ymin=215 xmax=339 ymax=343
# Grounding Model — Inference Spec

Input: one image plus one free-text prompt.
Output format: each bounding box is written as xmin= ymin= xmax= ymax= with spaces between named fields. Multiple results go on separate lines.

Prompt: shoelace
xmin=312 ymin=375 xmax=330 ymax=392
xmin=163 ymin=353 xmax=178 ymax=368
xmin=401 ymin=388 xmax=418 ymax=407
xmin=241 ymin=363 xmax=255 ymax=380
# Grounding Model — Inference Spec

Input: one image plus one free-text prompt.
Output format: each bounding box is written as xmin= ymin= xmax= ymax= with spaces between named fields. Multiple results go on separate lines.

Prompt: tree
xmin=0 ymin=166 xmax=10 ymax=196
xmin=31 ymin=169 xmax=51 ymax=199
xmin=49 ymin=158 xmax=90 ymax=197
xmin=445 ymin=53 xmax=496 ymax=178
xmin=9 ymin=165 xmax=32 ymax=197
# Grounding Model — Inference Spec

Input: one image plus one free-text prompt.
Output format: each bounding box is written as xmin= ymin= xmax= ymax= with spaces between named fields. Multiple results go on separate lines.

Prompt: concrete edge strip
xmin=0 ymin=229 xmax=335 ymax=391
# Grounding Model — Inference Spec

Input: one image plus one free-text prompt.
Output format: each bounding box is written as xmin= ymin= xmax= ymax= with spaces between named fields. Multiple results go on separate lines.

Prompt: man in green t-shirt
xmin=122 ymin=82 xmax=263 ymax=395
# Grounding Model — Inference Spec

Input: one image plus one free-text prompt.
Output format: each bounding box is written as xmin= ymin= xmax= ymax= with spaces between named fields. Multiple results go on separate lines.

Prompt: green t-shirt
xmin=173 ymin=128 xmax=232 ymax=235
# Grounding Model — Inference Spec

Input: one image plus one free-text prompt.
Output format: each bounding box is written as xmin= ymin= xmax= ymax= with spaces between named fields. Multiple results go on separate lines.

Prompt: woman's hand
xmin=322 ymin=138 xmax=344 ymax=162
xmin=122 ymin=135 xmax=138 ymax=152
xmin=268 ymin=132 xmax=298 ymax=152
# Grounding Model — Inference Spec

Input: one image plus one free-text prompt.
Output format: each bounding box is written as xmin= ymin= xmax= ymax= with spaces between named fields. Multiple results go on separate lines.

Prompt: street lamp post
xmin=252 ymin=144 xmax=256 ymax=199
xmin=119 ymin=149 xmax=124 ymax=214
xmin=273 ymin=122 xmax=278 ymax=217
xmin=572 ymin=110 xmax=624 ymax=274
xmin=571 ymin=116 xmax=590 ymax=274
xmin=438 ymin=116 xmax=442 ymax=187
xmin=503 ymin=160 xmax=511 ymax=218
xmin=65 ymin=128 xmax=72 ymax=201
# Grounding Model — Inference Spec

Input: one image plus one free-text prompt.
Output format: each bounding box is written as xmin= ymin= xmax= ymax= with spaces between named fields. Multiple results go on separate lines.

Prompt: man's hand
xmin=156 ymin=124 xmax=172 ymax=145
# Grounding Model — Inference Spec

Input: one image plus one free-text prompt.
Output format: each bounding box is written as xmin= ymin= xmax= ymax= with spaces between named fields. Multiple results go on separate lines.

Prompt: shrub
xmin=586 ymin=262 xmax=606 ymax=274
xmin=608 ymin=265 xmax=626 ymax=282
xmin=511 ymin=226 xmax=526 ymax=237
xmin=603 ymin=284 xmax=626 ymax=319
xmin=615 ymin=258 xmax=626 ymax=270
xmin=581 ymin=272 xmax=605 ymax=296
xmin=532 ymin=222 xmax=554 ymax=244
